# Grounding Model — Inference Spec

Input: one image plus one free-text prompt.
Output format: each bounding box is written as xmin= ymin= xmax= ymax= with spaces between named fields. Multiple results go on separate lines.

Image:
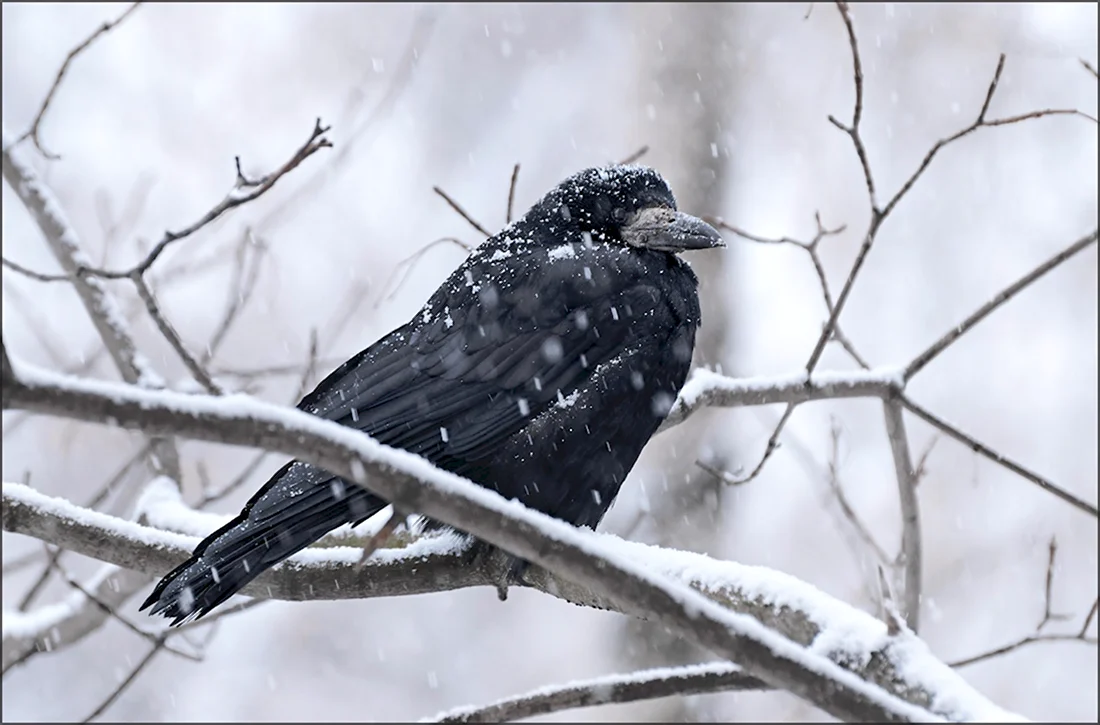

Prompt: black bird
xmin=141 ymin=165 xmax=724 ymax=624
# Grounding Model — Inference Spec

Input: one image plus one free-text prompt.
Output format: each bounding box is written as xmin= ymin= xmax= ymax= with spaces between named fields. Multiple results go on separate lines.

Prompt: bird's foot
xmin=469 ymin=541 xmax=529 ymax=601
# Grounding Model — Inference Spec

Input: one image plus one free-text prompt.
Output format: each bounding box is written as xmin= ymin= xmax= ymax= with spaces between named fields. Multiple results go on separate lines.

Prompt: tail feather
xmin=141 ymin=461 xmax=386 ymax=625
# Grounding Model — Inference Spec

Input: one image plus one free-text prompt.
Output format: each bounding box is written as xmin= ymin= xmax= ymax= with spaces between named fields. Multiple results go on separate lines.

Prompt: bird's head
xmin=526 ymin=165 xmax=725 ymax=254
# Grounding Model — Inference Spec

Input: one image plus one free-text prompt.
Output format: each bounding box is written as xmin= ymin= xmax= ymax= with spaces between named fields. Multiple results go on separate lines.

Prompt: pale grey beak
xmin=620 ymin=207 xmax=725 ymax=253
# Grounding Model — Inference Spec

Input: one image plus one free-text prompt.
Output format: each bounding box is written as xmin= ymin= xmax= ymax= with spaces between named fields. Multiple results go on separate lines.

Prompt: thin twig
xmin=949 ymin=555 xmax=1098 ymax=667
xmin=433 ymin=186 xmax=492 ymax=237
xmin=905 ymin=229 xmax=1098 ymax=380
xmin=17 ymin=443 xmax=151 ymax=611
xmin=949 ymin=633 xmax=1097 ymax=668
xmin=355 ymin=508 xmax=404 ymax=571
xmin=506 ymin=163 xmax=520 ymax=224
xmin=12 ymin=120 xmax=332 ymax=282
xmin=62 ymin=573 xmax=199 ymax=661
xmin=1079 ymin=599 xmax=1099 ymax=638
xmin=2 ymin=256 xmax=63 ymax=282
xmin=11 ymin=3 xmax=143 ymax=159
xmin=131 ymin=273 xmax=224 ymax=395
xmin=901 ymin=396 xmax=1098 ymax=518
xmin=1037 ymin=537 xmax=1072 ymax=630
xmin=202 ymin=227 xmax=268 ymax=364
xmin=376 ymin=237 xmax=472 ymax=306
xmin=617 ymin=145 xmax=650 ymax=166
xmin=709 ymin=213 xmax=868 ymax=370
xmin=1082 ymin=58 xmax=1098 ymax=80
xmin=211 ymin=356 xmax=350 ymax=382
xmin=1 ymin=275 xmax=71 ymax=367
xmin=196 ymin=451 xmax=269 ymax=508
xmin=695 ymin=402 xmax=797 ymax=486
xmin=825 ymin=420 xmax=891 ymax=567
xmin=81 ymin=637 xmax=166 ymax=723
xmin=827 ymin=2 xmax=876 ymax=209
xmin=882 ymin=399 xmax=922 ymax=632
xmin=809 ymin=30 xmax=1094 ymax=377
xmin=876 ymin=566 xmax=907 ymax=637
xmin=291 ymin=328 xmax=321 ymax=404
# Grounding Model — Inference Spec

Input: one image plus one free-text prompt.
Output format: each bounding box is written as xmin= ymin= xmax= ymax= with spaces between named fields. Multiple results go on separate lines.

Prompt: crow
xmin=141 ymin=164 xmax=724 ymax=624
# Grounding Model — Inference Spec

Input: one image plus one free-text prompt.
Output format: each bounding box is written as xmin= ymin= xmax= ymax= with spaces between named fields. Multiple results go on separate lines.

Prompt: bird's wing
xmin=297 ymin=246 xmax=665 ymax=463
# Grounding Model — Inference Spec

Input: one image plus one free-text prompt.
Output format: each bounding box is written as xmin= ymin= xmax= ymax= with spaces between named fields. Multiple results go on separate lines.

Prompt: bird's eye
xmin=612 ymin=207 xmax=626 ymax=222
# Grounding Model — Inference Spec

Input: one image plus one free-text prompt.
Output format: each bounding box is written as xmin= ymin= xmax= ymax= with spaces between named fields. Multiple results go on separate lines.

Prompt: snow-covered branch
xmin=658 ymin=367 xmax=903 ymax=432
xmin=2 ymin=362 xmax=1021 ymax=722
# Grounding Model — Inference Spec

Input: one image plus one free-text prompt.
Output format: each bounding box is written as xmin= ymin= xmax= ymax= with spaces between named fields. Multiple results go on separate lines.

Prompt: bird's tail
xmin=141 ymin=461 xmax=387 ymax=625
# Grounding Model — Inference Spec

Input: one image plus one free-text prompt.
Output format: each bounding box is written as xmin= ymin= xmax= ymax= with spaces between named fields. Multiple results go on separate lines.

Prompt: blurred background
xmin=2 ymin=2 xmax=1096 ymax=721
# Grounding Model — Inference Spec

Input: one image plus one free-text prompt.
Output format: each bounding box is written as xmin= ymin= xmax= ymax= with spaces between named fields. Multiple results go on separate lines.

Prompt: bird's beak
xmin=621 ymin=207 xmax=726 ymax=253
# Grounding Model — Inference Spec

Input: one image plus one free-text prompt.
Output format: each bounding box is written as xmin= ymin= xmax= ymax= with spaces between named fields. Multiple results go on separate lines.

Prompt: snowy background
xmin=2 ymin=2 xmax=1097 ymax=722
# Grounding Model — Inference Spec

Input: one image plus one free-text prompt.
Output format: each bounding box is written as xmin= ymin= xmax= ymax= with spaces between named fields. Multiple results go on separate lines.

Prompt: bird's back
xmin=301 ymin=234 xmax=700 ymax=527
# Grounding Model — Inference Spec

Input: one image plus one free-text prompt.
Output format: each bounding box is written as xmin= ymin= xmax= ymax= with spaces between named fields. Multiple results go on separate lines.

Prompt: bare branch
xmin=202 ymin=227 xmax=268 ymax=364
xmin=61 ymin=571 xmax=199 ymax=662
xmin=879 ymin=56 xmax=1095 ymax=222
xmin=827 ymin=1 xmax=876 ymax=210
xmin=81 ymin=636 xmax=166 ymax=723
xmin=7 ymin=120 xmax=332 ymax=283
xmin=376 ymin=237 xmax=472 ymax=306
xmin=506 ymin=163 xmax=520 ymax=224
xmin=131 ymin=273 xmax=224 ymax=395
xmin=905 ymin=229 xmax=1098 ymax=380
xmin=1037 ymin=537 xmax=1072 ymax=630
xmin=709 ymin=213 xmax=871 ymax=371
xmin=882 ymin=399 xmax=922 ymax=632
xmin=950 ymin=633 xmax=1097 ymax=669
xmin=17 ymin=443 xmax=149 ymax=611
xmin=807 ymin=19 xmax=1094 ymax=377
xmin=1082 ymin=58 xmax=1099 ymax=80
xmin=354 ymin=507 xmax=403 ymax=571
xmin=617 ymin=145 xmax=650 ymax=166
xmin=10 ymin=3 xmax=143 ymax=159
xmin=2 ymin=564 xmax=151 ymax=674
xmin=877 ymin=565 xmax=907 ymax=637
xmin=433 ymin=186 xmax=492 ymax=237
xmin=901 ymin=396 xmax=1097 ymax=518
xmin=211 ymin=356 xmax=350 ymax=382
xmin=2 ymin=256 xmax=63 ymax=282
xmin=717 ymin=402 xmax=797 ymax=485
xmin=1080 ymin=599 xmax=1099 ymax=638
xmin=826 ymin=420 xmax=891 ymax=567
xmin=429 ymin=662 xmax=767 ymax=723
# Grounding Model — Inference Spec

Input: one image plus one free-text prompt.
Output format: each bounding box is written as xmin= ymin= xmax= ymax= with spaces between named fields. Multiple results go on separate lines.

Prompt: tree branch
xmin=9 ymin=3 xmax=143 ymax=160
xmin=882 ymin=399 xmax=922 ymax=632
xmin=131 ymin=273 xmax=224 ymax=395
xmin=904 ymin=229 xmax=1098 ymax=380
xmin=901 ymin=396 xmax=1097 ymax=518
xmin=428 ymin=662 xmax=768 ymax=723
xmin=1 ymin=364 xmax=1019 ymax=722
xmin=660 ymin=367 xmax=902 ymax=432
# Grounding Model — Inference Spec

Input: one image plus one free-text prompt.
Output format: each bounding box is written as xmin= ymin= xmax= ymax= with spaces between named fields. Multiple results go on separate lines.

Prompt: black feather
xmin=142 ymin=165 xmax=715 ymax=622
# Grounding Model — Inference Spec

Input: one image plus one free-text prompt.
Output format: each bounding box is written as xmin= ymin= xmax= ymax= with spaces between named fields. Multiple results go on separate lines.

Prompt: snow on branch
xmin=659 ymin=367 xmax=903 ymax=432
xmin=2 ymin=362 xmax=1021 ymax=722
